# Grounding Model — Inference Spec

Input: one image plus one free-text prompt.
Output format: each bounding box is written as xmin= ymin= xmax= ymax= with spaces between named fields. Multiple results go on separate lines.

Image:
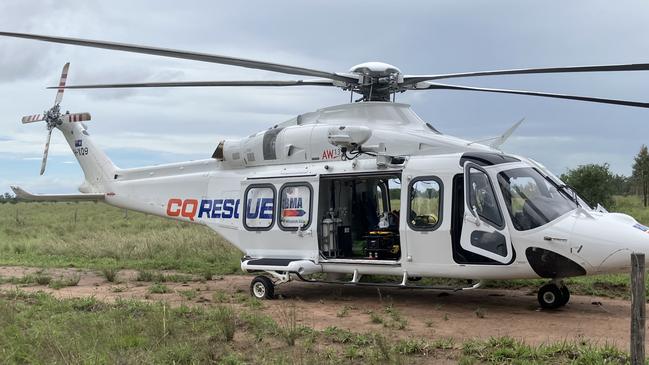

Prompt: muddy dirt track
xmin=0 ymin=266 xmax=638 ymax=350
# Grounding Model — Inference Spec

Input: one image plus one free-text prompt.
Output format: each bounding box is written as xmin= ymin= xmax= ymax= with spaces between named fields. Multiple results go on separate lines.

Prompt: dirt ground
xmin=0 ymin=266 xmax=638 ymax=351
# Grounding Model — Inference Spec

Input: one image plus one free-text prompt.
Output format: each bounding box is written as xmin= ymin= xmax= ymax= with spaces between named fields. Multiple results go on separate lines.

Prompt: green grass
xmin=148 ymin=283 xmax=170 ymax=294
xmin=48 ymin=274 xmax=81 ymax=290
xmin=0 ymin=289 xmax=638 ymax=364
xmin=0 ymin=272 xmax=51 ymax=286
xmin=614 ymin=195 xmax=649 ymax=225
xmin=136 ymin=270 xmax=193 ymax=283
xmin=0 ymin=202 xmax=242 ymax=274
xmin=460 ymin=336 xmax=628 ymax=364
xmin=101 ymin=267 xmax=119 ymax=282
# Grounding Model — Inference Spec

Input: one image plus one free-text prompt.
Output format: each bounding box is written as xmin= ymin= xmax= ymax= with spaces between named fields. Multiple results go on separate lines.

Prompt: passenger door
xmin=240 ymin=176 xmax=319 ymax=260
xmin=459 ymin=162 xmax=513 ymax=264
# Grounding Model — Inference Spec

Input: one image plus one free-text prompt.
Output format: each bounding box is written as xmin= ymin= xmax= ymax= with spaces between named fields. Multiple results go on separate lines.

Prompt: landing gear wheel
xmin=537 ymin=283 xmax=564 ymax=309
xmin=559 ymin=285 xmax=570 ymax=306
xmin=250 ymin=276 xmax=275 ymax=300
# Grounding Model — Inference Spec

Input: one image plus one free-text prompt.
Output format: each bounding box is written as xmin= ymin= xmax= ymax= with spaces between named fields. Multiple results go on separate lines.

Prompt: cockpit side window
xmin=498 ymin=167 xmax=577 ymax=231
xmin=467 ymin=167 xmax=504 ymax=228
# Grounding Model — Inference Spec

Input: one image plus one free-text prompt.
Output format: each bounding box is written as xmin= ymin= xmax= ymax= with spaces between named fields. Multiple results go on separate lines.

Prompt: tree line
xmin=561 ymin=145 xmax=649 ymax=209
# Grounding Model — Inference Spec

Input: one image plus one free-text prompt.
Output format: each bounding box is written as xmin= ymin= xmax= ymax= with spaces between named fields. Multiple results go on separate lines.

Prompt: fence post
xmin=631 ymin=252 xmax=645 ymax=365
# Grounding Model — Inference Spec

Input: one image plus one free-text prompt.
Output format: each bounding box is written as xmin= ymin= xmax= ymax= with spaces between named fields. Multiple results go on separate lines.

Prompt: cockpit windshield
xmin=497 ymin=167 xmax=578 ymax=231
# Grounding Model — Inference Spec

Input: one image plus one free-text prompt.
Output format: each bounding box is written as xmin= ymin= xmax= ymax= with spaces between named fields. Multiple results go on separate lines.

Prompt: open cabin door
xmin=240 ymin=176 xmax=319 ymax=260
xmin=459 ymin=162 xmax=513 ymax=264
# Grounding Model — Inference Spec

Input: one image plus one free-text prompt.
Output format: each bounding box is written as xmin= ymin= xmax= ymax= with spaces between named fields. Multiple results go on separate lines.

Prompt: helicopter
xmin=2 ymin=31 xmax=649 ymax=309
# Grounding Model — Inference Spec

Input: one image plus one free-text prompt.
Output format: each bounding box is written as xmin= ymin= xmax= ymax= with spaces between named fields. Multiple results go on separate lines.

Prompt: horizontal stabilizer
xmin=10 ymin=185 xmax=105 ymax=202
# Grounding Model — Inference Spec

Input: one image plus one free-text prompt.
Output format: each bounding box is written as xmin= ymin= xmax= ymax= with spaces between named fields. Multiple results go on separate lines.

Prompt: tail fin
xmin=58 ymin=119 xmax=118 ymax=193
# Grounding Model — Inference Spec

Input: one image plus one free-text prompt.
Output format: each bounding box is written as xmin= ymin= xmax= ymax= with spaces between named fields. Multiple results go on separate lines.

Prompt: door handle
xmin=543 ymin=236 xmax=567 ymax=243
xmin=465 ymin=208 xmax=481 ymax=227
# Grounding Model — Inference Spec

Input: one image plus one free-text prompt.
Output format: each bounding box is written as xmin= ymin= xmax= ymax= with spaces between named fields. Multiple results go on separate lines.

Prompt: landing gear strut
xmin=537 ymin=282 xmax=570 ymax=309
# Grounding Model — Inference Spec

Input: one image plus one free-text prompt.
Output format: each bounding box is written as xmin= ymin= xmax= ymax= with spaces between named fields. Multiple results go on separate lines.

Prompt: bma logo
xmin=281 ymin=197 xmax=306 ymax=217
xmin=166 ymin=198 xmax=240 ymax=221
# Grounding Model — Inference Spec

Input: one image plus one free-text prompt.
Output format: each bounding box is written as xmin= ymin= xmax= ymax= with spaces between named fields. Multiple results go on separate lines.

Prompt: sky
xmin=0 ymin=1 xmax=648 ymax=194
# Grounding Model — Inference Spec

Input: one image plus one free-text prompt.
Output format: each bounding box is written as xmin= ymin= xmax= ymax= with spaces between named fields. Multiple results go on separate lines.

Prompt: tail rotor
xmin=21 ymin=63 xmax=91 ymax=175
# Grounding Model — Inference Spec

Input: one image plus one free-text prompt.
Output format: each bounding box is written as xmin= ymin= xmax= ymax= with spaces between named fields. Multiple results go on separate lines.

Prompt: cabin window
xmin=243 ymin=185 xmax=275 ymax=230
xmin=467 ymin=167 xmax=504 ymax=229
xmin=279 ymin=183 xmax=312 ymax=230
xmin=408 ymin=177 xmax=443 ymax=230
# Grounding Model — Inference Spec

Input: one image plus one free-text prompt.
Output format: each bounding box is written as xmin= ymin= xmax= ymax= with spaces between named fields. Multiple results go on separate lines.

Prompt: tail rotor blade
xmin=40 ymin=128 xmax=53 ymax=175
xmin=54 ymin=62 xmax=70 ymax=105
xmin=61 ymin=112 xmax=91 ymax=123
xmin=21 ymin=114 xmax=45 ymax=124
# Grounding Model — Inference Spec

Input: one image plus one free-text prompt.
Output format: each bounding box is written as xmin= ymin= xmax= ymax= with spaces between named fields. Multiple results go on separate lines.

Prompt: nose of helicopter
xmin=571 ymin=211 xmax=649 ymax=273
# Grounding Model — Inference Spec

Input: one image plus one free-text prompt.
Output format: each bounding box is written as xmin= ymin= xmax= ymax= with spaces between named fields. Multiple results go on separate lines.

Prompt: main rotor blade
xmin=416 ymin=82 xmax=649 ymax=108
xmin=40 ymin=128 xmax=52 ymax=175
xmin=54 ymin=62 xmax=70 ymax=105
xmin=403 ymin=63 xmax=649 ymax=85
xmin=47 ymin=79 xmax=336 ymax=89
xmin=0 ymin=31 xmax=357 ymax=84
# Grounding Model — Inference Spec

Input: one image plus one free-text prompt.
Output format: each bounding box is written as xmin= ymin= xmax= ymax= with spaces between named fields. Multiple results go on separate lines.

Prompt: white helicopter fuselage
xmin=51 ymin=102 xmax=649 ymax=283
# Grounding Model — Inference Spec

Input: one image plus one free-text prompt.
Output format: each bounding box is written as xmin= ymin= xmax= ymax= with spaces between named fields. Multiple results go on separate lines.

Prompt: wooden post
xmin=631 ymin=252 xmax=645 ymax=365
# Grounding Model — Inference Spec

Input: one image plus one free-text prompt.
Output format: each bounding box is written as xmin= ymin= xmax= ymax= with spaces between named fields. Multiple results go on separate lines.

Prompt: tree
xmin=632 ymin=145 xmax=649 ymax=207
xmin=611 ymin=174 xmax=632 ymax=196
xmin=560 ymin=163 xmax=615 ymax=209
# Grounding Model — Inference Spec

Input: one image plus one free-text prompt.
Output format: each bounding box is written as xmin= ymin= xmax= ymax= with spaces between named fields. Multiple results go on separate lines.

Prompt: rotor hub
xmin=349 ymin=62 xmax=401 ymax=77
xmin=44 ymin=104 xmax=62 ymax=129
xmin=349 ymin=62 xmax=403 ymax=102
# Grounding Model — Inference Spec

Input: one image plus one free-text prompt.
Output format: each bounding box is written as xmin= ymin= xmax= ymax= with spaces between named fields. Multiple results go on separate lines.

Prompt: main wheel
xmin=537 ymin=283 xmax=564 ymax=309
xmin=559 ymin=285 xmax=570 ymax=306
xmin=250 ymin=276 xmax=275 ymax=300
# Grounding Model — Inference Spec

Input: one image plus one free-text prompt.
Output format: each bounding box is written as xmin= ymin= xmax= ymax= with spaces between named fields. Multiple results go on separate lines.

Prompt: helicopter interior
xmin=318 ymin=173 xmax=402 ymax=260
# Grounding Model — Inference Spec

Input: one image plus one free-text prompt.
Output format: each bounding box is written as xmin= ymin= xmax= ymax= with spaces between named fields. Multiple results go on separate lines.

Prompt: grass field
xmin=0 ymin=202 xmax=241 ymax=275
xmin=0 ymin=197 xmax=648 ymax=363
xmin=0 ymin=289 xmax=630 ymax=364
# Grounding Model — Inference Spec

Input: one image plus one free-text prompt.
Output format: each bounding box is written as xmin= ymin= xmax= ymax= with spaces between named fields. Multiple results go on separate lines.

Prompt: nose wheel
xmin=537 ymin=283 xmax=570 ymax=309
